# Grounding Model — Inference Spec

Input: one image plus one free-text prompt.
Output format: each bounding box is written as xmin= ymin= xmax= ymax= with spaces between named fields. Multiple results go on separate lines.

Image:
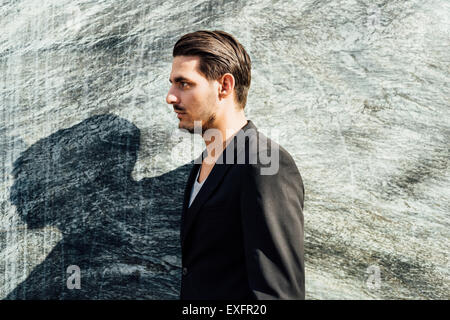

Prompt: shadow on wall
xmin=5 ymin=114 xmax=192 ymax=299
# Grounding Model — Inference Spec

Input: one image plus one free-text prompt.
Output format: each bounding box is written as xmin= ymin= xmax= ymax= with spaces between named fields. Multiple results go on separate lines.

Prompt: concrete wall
xmin=1 ymin=0 xmax=449 ymax=299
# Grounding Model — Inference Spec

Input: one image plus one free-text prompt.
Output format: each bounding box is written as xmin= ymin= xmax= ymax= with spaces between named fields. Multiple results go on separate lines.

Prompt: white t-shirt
xmin=188 ymin=166 xmax=206 ymax=208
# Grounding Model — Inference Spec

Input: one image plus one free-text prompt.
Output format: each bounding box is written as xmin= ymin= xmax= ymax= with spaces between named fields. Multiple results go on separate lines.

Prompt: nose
xmin=166 ymin=86 xmax=179 ymax=105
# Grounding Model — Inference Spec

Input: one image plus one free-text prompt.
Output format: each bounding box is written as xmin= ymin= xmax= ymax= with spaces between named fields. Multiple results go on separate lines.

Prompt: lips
xmin=175 ymin=112 xmax=186 ymax=119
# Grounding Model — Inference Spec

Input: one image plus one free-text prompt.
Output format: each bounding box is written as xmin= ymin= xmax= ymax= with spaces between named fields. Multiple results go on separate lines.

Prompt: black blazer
xmin=180 ymin=120 xmax=305 ymax=300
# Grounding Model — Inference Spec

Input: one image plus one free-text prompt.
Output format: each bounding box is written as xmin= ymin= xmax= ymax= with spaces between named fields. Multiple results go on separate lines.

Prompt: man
xmin=166 ymin=30 xmax=305 ymax=300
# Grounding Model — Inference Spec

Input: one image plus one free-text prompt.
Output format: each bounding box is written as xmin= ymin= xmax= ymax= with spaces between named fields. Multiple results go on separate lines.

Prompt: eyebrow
xmin=169 ymin=76 xmax=190 ymax=83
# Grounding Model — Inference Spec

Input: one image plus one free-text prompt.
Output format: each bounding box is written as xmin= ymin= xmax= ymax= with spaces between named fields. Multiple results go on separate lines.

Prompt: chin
xmin=178 ymin=120 xmax=193 ymax=133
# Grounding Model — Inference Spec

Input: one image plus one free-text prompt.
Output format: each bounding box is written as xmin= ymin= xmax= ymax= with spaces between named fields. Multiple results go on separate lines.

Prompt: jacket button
xmin=182 ymin=267 xmax=188 ymax=276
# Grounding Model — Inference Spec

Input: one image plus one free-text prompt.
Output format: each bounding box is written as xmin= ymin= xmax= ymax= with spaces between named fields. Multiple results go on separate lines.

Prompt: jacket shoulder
xmin=242 ymin=130 xmax=300 ymax=175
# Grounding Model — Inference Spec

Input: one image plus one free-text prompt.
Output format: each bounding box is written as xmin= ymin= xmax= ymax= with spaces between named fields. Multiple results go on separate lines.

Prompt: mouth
xmin=174 ymin=111 xmax=186 ymax=119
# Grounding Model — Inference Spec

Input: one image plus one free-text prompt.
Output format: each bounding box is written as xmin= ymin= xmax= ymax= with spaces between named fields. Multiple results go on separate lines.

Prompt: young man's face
xmin=166 ymin=55 xmax=219 ymax=133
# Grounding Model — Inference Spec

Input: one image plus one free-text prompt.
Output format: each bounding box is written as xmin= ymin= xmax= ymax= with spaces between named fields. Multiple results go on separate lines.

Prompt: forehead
xmin=169 ymin=55 xmax=206 ymax=82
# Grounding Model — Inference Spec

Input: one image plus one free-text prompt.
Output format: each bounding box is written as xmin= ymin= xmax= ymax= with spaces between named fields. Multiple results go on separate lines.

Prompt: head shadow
xmin=5 ymin=113 xmax=192 ymax=299
xmin=10 ymin=113 xmax=140 ymax=234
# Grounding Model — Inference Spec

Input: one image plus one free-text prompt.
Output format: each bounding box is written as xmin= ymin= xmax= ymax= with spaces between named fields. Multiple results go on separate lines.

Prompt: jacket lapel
xmin=180 ymin=150 xmax=203 ymax=243
xmin=181 ymin=155 xmax=233 ymax=245
xmin=181 ymin=120 xmax=257 ymax=246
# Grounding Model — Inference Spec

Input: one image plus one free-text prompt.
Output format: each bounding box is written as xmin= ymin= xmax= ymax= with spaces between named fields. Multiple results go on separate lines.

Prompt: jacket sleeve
xmin=240 ymin=149 xmax=305 ymax=299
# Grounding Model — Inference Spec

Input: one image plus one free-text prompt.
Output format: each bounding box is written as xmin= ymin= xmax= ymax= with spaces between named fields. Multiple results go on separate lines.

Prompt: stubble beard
xmin=182 ymin=113 xmax=216 ymax=134
xmin=180 ymin=90 xmax=218 ymax=134
xmin=182 ymin=106 xmax=217 ymax=134
xmin=200 ymin=113 xmax=216 ymax=134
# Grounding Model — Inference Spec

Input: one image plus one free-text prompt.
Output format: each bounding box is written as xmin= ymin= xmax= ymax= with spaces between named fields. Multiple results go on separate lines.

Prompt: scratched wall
xmin=1 ymin=0 xmax=449 ymax=299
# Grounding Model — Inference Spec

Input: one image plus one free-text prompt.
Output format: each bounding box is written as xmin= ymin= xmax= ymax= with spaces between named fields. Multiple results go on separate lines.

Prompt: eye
xmin=180 ymin=82 xmax=189 ymax=88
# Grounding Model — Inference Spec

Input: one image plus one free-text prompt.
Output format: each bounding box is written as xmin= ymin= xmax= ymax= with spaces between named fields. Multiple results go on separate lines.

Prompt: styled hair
xmin=173 ymin=30 xmax=251 ymax=109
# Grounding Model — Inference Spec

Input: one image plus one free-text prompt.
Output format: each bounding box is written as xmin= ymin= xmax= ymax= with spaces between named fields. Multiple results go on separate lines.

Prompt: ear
xmin=218 ymin=73 xmax=235 ymax=100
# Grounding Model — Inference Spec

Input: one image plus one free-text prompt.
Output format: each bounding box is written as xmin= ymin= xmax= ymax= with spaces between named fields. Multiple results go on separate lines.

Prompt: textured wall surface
xmin=1 ymin=0 xmax=449 ymax=299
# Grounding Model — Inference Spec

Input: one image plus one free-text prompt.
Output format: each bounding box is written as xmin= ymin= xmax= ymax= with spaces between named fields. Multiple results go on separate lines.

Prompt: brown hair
xmin=173 ymin=30 xmax=251 ymax=109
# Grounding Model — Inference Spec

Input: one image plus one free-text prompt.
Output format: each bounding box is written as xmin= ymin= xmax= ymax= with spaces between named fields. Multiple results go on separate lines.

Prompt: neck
xmin=202 ymin=108 xmax=247 ymax=159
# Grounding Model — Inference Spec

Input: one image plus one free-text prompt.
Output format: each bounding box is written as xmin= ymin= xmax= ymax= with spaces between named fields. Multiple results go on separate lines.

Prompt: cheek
xmin=185 ymin=91 xmax=202 ymax=110
xmin=185 ymin=86 xmax=216 ymax=113
xmin=206 ymin=85 xmax=219 ymax=104
xmin=198 ymin=87 xmax=217 ymax=106
xmin=182 ymin=90 xmax=196 ymax=105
